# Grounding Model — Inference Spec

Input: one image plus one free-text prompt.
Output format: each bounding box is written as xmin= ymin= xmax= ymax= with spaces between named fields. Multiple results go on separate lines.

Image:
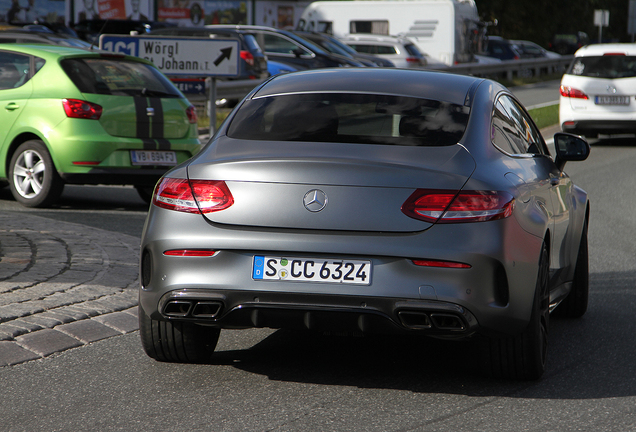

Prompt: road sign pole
xmin=209 ymin=77 xmax=217 ymax=137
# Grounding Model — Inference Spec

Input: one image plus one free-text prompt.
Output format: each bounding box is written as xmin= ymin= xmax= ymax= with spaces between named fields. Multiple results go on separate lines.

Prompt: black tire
xmin=481 ymin=243 xmax=550 ymax=380
xmin=9 ymin=140 xmax=64 ymax=208
xmin=135 ymin=185 xmax=155 ymax=204
xmin=139 ymin=303 xmax=220 ymax=363
xmin=555 ymin=222 xmax=589 ymax=318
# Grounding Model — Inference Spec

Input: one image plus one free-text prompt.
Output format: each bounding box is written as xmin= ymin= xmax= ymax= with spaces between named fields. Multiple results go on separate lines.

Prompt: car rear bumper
xmin=561 ymin=119 xmax=636 ymax=136
xmin=60 ymin=168 xmax=169 ymax=186
xmin=150 ymin=288 xmax=479 ymax=337
xmin=139 ymin=205 xmax=545 ymax=337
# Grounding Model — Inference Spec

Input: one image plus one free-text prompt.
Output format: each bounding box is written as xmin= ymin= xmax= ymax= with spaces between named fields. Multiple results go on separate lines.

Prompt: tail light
xmin=560 ymin=86 xmax=589 ymax=99
xmin=62 ymin=99 xmax=102 ymax=119
xmin=401 ymin=190 xmax=514 ymax=223
xmin=406 ymin=57 xmax=423 ymax=65
xmin=186 ymin=105 xmax=198 ymax=124
xmin=153 ymin=178 xmax=234 ymax=214
xmin=240 ymin=50 xmax=255 ymax=66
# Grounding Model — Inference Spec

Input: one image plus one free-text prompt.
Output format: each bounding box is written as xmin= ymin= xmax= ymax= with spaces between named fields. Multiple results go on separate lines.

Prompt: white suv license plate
xmin=130 ymin=150 xmax=177 ymax=166
xmin=253 ymin=256 xmax=371 ymax=285
xmin=595 ymin=96 xmax=630 ymax=105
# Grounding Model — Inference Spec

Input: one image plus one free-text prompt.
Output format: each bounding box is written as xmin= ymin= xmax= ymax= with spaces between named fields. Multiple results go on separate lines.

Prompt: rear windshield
xmin=227 ymin=93 xmax=469 ymax=146
xmin=61 ymin=58 xmax=181 ymax=97
xmin=567 ymin=56 xmax=636 ymax=78
xmin=243 ymin=34 xmax=263 ymax=53
xmin=404 ymin=43 xmax=423 ymax=57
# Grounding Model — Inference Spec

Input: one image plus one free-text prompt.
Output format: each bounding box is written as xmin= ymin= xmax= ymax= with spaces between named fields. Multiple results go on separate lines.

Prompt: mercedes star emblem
xmin=303 ymin=189 xmax=327 ymax=212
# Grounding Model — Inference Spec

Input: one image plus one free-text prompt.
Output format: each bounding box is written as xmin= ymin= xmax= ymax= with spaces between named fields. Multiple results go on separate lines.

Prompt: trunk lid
xmin=186 ymin=137 xmax=476 ymax=232
xmin=85 ymin=95 xmax=192 ymax=139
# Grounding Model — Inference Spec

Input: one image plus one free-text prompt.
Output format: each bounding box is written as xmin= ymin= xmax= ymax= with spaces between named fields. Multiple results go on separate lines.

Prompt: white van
xmin=297 ymin=0 xmax=484 ymax=65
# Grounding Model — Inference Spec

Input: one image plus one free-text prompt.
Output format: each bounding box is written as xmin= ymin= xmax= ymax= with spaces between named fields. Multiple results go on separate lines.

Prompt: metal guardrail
xmin=432 ymin=55 xmax=574 ymax=81
xmin=189 ymin=56 xmax=574 ymax=115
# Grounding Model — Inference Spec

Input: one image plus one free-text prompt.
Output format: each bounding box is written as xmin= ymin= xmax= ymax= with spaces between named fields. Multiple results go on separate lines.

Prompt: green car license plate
xmin=130 ymin=150 xmax=177 ymax=166
xmin=252 ymin=256 xmax=371 ymax=285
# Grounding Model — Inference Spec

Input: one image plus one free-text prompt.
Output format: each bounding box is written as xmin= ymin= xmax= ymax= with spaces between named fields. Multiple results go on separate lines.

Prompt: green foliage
xmin=476 ymin=0 xmax=631 ymax=47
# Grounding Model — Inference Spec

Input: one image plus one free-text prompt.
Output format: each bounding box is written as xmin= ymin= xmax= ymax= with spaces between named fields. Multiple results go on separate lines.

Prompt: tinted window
xmin=348 ymin=44 xmax=375 ymax=54
xmin=349 ymin=20 xmax=389 ymax=35
xmin=228 ymin=93 xmax=469 ymax=146
xmin=567 ymin=56 xmax=636 ymax=78
xmin=262 ymin=33 xmax=305 ymax=55
xmin=0 ymin=51 xmax=32 ymax=89
xmin=492 ymin=95 xmax=546 ymax=156
xmin=61 ymin=58 xmax=181 ymax=97
xmin=243 ymin=34 xmax=263 ymax=53
xmin=404 ymin=43 xmax=423 ymax=56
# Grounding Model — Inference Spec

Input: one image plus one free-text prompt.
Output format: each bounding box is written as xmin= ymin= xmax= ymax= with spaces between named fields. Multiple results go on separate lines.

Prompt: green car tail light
xmin=62 ymin=99 xmax=102 ymax=120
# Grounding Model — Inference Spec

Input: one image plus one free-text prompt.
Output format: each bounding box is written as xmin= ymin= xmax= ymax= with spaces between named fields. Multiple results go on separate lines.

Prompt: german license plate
xmin=595 ymin=96 xmax=630 ymax=105
xmin=130 ymin=150 xmax=177 ymax=166
xmin=252 ymin=256 xmax=371 ymax=285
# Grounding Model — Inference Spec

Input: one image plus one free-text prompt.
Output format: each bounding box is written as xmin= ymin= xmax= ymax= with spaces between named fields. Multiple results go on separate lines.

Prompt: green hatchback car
xmin=0 ymin=44 xmax=202 ymax=207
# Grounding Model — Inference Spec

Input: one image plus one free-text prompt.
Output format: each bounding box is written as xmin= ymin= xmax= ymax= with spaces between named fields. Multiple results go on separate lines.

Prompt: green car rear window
xmin=567 ymin=56 xmax=636 ymax=78
xmin=227 ymin=93 xmax=469 ymax=146
xmin=61 ymin=58 xmax=181 ymax=97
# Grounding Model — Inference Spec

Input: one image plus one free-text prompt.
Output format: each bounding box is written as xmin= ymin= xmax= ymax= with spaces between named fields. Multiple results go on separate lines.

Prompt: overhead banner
xmin=74 ymin=0 xmax=151 ymax=22
xmin=1 ymin=0 xmax=65 ymax=23
xmin=158 ymin=0 xmax=248 ymax=26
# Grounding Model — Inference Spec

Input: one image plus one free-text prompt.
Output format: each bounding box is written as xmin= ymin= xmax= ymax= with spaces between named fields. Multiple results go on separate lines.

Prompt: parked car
xmin=341 ymin=34 xmax=427 ymax=68
xmin=293 ymin=31 xmax=395 ymax=67
xmin=0 ymin=44 xmax=201 ymax=207
xmin=0 ymin=28 xmax=92 ymax=48
xmin=549 ymin=32 xmax=590 ymax=55
xmin=149 ymin=26 xmax=269 ymax=81
xmin=204 ymin=25 xmax=366 ymax=70
xmin=72 ymin=19 xmax=177 ymax=44
xmin=512 ymin=40 xmax=561 ymax=59
xmin=560 ymin=43 xmax=636 ymax=137
xmin=268 ymin=60 xmax=298 ymax=76
xmin=481 ymin=36 xmax=521 ymax=61
xmin=138 ymin=67 xmax=590 ymax=380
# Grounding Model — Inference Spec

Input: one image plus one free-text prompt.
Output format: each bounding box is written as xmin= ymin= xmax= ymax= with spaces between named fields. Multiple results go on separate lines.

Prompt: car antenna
xmin=90 ymin=19 xmax=110 ymax=51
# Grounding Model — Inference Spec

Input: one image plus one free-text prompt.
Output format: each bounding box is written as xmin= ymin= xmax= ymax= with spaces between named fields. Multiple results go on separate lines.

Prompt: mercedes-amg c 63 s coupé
xmin=139 ymin=68 xmax=590 ymax=380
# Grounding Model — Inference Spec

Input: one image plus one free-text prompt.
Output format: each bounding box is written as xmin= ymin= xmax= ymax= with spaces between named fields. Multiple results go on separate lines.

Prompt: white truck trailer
xmin=297 ymin=0 xmax=484 ymax=65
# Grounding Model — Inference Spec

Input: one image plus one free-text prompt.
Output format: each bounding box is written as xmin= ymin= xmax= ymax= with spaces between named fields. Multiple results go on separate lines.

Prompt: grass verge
xmin=528 ymin=103 xmax=559 ymax=130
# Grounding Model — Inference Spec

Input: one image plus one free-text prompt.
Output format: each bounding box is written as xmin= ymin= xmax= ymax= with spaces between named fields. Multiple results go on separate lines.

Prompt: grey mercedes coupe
xmin=139 ymin=68 xmax=590 ymax=380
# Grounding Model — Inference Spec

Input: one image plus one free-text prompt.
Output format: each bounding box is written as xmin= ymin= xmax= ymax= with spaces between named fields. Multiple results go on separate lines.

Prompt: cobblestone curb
xmin=0 ymin=212 xmax=141 ymax=367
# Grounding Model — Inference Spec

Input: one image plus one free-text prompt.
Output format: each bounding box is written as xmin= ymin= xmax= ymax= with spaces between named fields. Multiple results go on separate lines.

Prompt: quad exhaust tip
xmin=398 ymin=310 xmax=466 ymax=331
xmin=163 ymin=300 xmax=222 ymax=319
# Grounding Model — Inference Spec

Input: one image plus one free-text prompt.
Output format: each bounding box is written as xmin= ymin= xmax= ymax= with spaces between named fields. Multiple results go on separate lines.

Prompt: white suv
xmin=340 ymin=34 xmax=430 ymax=68
xmin=559 ymin=43 xmax=636 ymax=137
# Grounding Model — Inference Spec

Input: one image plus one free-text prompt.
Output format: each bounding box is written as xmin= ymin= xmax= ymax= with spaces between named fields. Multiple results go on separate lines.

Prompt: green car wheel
xmin=9 ymin=140 xmax=64 ymax=208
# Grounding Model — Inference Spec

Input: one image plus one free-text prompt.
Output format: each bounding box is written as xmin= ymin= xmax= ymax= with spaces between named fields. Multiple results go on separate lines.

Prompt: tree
xmin=476 ymin=0 xmax=631 ymax=47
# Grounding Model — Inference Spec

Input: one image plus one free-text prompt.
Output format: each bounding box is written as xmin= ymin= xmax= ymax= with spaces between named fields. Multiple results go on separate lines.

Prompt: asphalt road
xmin=510 ymin=79 xmax=561 ymax=109
xmin=2 ymin=83 xmax=636 ymax=430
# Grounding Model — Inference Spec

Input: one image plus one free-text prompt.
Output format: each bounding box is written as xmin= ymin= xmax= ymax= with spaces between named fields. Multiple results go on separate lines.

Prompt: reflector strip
xmin=164 ymin=250 xmax=217 ymax=257
xmin=412 ymin=259 xmax=471 ymax=269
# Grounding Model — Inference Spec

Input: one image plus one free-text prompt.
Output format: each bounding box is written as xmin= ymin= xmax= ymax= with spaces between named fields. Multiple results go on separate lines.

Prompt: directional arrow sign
xmin=99 ymin=35 xmax=240 ymax=78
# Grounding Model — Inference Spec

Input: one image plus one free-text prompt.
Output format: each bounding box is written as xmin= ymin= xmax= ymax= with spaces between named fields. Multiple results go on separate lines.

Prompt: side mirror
xmin=554 ymin=132 xmax=590 ymax=171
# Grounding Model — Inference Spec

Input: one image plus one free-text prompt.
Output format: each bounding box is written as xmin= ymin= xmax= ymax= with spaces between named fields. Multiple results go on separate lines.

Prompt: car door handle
xmin=5 ymin=102 xmax=19 ymax=111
